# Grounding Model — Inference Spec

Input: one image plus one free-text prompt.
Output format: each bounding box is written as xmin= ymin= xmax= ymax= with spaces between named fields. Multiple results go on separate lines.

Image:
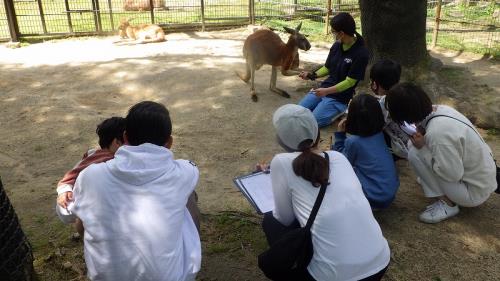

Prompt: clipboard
xmin=233 ymin=171 xmax=274 ymax=214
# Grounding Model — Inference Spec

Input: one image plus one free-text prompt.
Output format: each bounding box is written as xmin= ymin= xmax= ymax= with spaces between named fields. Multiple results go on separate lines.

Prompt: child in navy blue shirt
xmin=333 ymin=94 xmax=400 ymax=209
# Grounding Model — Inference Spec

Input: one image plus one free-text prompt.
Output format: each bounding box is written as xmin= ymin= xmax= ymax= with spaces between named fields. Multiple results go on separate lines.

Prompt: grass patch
xmin=487 ymin=128 xmax=500 ymax=136
xmin=202 ymin=210 xmax=267 ymax=258
xmin=439 ymin=66 xmax=467 ymax=83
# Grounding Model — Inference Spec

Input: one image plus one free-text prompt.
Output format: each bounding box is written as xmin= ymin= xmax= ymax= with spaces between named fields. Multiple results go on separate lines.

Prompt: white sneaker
xmin=419 ymin=200 xmax=459 ymax=223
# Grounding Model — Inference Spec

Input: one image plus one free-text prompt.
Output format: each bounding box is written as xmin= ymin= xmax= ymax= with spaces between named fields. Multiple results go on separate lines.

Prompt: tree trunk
xmin=359 ymin=0 xmax=430 ymax=67
xmin=0 ymin=178 xmax=35 ymax=281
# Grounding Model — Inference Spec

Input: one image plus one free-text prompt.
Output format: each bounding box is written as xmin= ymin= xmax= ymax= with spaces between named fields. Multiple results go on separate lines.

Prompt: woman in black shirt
xmin=299 ymin=12 xmax=369 ymax=128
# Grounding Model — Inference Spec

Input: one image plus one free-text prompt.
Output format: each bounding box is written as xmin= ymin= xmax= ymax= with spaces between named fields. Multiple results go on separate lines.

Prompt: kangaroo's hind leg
xmin=249 ymin=62 xmax=258 ymax=102
xmin=269 ymin=66 xmax=290 ymax=98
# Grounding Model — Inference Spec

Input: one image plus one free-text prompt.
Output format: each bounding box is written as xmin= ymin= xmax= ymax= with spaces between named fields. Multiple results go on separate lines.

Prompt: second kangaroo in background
xmin=117 ymin=18 xmax=166 ymax=44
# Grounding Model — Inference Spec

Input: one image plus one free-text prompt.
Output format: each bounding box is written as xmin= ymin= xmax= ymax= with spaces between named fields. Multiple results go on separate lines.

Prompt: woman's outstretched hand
xmin=298 ymin=71 xmax=310 ymax=80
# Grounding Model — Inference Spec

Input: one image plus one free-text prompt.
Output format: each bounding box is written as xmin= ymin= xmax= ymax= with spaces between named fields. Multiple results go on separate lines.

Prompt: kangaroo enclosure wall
xmin=0 ymin=0 xmax=498 ymax=56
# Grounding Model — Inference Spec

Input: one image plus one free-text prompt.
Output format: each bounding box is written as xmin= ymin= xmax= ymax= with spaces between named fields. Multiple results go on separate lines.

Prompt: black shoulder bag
xmin=258 ymin=152 xmax=330 ymax=281
xmin=426 ymin=115 xmax=499 ymax=194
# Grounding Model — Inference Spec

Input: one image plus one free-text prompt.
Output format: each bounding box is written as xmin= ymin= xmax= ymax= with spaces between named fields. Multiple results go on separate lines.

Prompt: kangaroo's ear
xmin=295 ymin=22 xmax=302 ymax=32
xmin=283 ymin=26 xmax=295 ymax=34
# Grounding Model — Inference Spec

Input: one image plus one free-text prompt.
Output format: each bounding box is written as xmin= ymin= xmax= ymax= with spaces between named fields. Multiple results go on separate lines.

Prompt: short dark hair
xmin=125 ymin=101 xmax=172 ymax=146
xmin=96 ymin=117 xmax=126 ymax=149
xmin=330 ymin=12 xmax=356 ymax=36
xmin=386 ymin=82 xmax=433 ymax=124
xmin=345 ymin=94 xmax=385 ymax=137
xmin=370 ymin=59 xmax=402 ymax=90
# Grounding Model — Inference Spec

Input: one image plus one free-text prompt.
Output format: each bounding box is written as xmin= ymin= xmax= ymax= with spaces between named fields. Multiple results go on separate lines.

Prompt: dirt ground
xmin=0 ymin=28 xmax=499 ymax=281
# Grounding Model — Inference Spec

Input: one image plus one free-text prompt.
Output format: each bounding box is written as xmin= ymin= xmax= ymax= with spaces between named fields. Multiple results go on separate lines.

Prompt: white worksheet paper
xmin=238 ymin=173 xmax=274 ymax=214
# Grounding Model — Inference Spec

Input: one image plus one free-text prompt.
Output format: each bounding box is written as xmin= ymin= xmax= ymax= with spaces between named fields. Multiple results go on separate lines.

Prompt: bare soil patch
xmin=0 ymin=28 xmax=499 ymax=281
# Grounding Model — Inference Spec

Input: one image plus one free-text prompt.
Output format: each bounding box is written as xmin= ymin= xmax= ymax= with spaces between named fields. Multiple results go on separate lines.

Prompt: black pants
xmin=262 ymin=212 xmax=388 ymax=281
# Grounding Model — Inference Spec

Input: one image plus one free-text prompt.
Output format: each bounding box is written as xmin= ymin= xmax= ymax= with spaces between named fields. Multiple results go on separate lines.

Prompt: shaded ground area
xmin=0 ymin=28 xmax=499 ymax=281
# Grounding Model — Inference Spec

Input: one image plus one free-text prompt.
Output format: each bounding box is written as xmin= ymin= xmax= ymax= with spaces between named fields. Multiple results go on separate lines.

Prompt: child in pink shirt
xmin=56 ymin=117 xmax=125 ymax=223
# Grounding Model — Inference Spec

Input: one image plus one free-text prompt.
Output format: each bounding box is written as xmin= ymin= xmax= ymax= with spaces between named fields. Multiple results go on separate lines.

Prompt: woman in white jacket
xmin=386 ymin=82 xmax=497 ymax=223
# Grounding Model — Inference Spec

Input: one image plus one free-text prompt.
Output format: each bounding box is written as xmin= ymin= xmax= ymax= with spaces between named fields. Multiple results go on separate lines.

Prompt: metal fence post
xmin=4 ymin=0 xmax=20 ymax=42
xmin=249 ymin=0 xmax=255 ymax=25
xmin=92 ymin=0 xmax=102 ymax=32
xmin=64 ymin=0 xmax=73 ymax=33
xmin=149 ymin=0 xmax=155 ymax=24
xmin=200 ymin=0 xmax=206 ymax=31
xmin=95 ymin=0 xmax=103 ymax=32
xmin=36 ymin=0 xmax=47 ymax=34
xmin=107 ymin=0 xmax=115 ymax=30
xmin=325 ymin=0 xmax=332 ymax=35
xmin=431 ymin=0 xmax=442 ymax=49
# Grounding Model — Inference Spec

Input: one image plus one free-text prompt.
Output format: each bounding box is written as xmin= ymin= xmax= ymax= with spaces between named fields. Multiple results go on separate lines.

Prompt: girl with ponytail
xmin=261 ymin=104 xmax=390 ymax=281
xmin=298 ymin=12 xmax=369 ymax=128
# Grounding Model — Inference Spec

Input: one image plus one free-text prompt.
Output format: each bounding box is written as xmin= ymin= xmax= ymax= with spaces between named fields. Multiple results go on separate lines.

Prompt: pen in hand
xmin=254 ymin=162 xmax=270 ymax=174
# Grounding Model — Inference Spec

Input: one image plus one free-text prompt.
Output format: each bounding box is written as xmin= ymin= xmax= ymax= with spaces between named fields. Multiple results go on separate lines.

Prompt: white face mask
xmin=332 ymin=31 xmax=343 ymax=42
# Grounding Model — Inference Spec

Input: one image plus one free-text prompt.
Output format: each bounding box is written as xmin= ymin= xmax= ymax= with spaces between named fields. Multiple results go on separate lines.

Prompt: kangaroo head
xmin=284 ymin=22 xmax=311 ymax=51
xmin=118 ymin=18 xmax=132 ymax=31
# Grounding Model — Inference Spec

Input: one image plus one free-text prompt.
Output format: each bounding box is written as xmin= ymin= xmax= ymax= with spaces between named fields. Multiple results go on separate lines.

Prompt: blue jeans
xmin=299 ymin=92 xmax=348 ymax=128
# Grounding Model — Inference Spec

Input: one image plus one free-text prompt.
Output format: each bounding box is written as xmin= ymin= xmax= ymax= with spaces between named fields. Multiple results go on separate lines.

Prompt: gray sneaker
xmin=419 ymin=199 xmax=459 ymax=223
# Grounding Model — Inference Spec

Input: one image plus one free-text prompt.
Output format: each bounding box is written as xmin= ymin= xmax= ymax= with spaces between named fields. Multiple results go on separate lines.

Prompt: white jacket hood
xmin=108 ymin=143 xmax=175 ymax=186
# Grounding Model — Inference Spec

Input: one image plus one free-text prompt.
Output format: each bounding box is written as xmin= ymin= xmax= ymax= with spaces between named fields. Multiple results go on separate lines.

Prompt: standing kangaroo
xmin=237 ymin=23 xmax=311 ymax=102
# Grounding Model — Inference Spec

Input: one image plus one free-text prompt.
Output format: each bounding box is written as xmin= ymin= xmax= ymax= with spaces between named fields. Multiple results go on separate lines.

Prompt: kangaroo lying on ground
xmin=117 ymin=18 xmax=166 ymax=44
xmin=237 ymin=23 xmax=311 ymax=102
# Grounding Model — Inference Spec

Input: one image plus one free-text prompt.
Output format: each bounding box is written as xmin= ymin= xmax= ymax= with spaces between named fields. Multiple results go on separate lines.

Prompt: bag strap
xmin=305 ymin=152 xmax=330 ymax=230
xmin=425 ymin=114 xmax=485 ymax=144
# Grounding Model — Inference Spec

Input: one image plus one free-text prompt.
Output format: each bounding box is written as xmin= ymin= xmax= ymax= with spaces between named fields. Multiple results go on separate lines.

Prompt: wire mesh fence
xmin=0 ymin=0 xmax=498 ymax=56
xmin=427 ymin=0 xmax=499 ymax=56
xmin=0 ymin=1 xmax=9 ymax=38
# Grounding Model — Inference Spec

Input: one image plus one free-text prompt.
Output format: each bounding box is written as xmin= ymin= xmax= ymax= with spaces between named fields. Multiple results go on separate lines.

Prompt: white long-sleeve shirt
xmin=69 ymin=143 xmax=201 ymax=281
xmin=417 ymin=105 xmax=496 ymax=197
xmin=270 ymin=151 xmax=390 ymax=281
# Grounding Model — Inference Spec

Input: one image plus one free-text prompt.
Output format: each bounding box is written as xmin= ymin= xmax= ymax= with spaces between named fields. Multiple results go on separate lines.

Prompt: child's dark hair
xmin=330 ymin=12 xmax=364 ymax=44
xmin=345 ymin=94 xmax=385 ymax=137
xmin=96 ymin=117 xmax=126 ymax=149
xmin=126 ymin=101 xmax=172 ymax=146
xmin=292 ymin=132 xmax=329 ymax=188
xmin=370 ymin=59 xmax=402 ymax=90
xmin=386 ymin=82 xmax=433 ymax=124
